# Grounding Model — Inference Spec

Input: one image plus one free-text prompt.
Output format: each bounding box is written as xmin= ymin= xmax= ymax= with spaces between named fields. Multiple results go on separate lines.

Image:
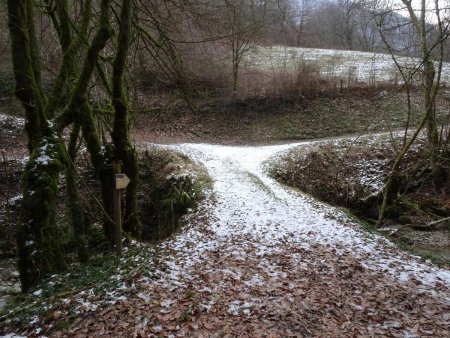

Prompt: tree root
xmin=408 ymin=217 xmax=450 ymax=231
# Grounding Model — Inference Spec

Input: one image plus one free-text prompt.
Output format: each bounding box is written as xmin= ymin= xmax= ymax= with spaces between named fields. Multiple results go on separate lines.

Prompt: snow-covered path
xmin=128 ymin=142 xmax=448 ymax=337
xmin=171 ymin=142 xmax=450 ymax=289
xmin=67 ymin=142 xmax=450 ymax=337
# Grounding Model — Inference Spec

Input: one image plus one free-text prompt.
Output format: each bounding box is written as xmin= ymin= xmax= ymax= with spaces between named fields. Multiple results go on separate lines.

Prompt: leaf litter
xmin=2 ymin=138 xmax=450 ymax=337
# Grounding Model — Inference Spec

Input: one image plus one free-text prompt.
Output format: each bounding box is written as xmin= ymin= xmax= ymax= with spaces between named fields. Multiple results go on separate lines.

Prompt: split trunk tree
xmin=7 ymin=0 xmax=140 ymax=291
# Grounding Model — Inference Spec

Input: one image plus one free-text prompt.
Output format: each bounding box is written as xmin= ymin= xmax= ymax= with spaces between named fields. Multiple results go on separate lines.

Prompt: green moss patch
xmin=139 ymin=147 xmax=211 ymax=240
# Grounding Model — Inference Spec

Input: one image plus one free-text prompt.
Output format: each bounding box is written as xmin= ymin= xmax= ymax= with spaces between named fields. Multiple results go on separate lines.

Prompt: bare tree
xmin=375 ymin=0 xmax=450 ymax=226
xmin=354 ymin=1 xmax=380 ymax=51
xmin=212 ymin=0 xmax=268 ymax=96
xmin=306 ymin=0 xmax=361 ymax=50
xmin=228 ymin=0 xmax=266 ymax=95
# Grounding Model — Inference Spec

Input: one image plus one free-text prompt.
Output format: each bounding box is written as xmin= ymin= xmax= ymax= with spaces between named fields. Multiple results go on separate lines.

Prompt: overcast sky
xmin=300 ymin=0 xmax=448 ymax=23
xmin=392 ymin=0 xmax=449 ymax=23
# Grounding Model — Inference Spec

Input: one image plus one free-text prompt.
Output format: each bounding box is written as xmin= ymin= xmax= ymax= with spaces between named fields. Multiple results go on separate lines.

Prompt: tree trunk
xmin=232 ymin=39 xmax=239 ymax=98
xmin=18 ymin=136 xmax=68 ymax=291
xmin=377 ymin=113 xmax=429 ymax=227
xmin=65 ymin=0 xmax=115 ymax=242
xmin=8 ymin=0 xmax=69 ymax=291
xmin=403 ymin=0 xmax=440 ymax=172
xmin=67 ymin=124 xmax=89 ymax=262
xmin=423 ymin=58 xmax=439 ymax=171
xmin=7 ymin=0 xmax=44 ymax=151
xmin=112 ymin=0 xmax=141 ymax=239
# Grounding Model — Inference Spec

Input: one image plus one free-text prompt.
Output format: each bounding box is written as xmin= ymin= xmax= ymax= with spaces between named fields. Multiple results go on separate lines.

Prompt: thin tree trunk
xmin=403 ymin=0 xmax=439 ymax=171
xmin=65 ymin=0 xmax=115 ymax=242
xmin=377 ymin=113 xmax=429 ymax=227
xmin=7 ymin=0 xmax=44 ymax=151
xmin=112 ymin=0 xmax=141 ymax=239
xmin=67 ymin=124 xmax=89 ymax=262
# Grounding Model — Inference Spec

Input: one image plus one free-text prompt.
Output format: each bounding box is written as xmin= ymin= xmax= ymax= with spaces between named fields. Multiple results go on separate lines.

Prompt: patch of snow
xmin=198 ymin=287 xmax=213 ymax=293
xmin=35 ymin=155 xmax=51 ymax=165
xmin=137 ymin=292 xmax=150 ymax=302
xmin=152 ymin=325 xmax=163 ymax=333
xmin=19 ymin=156 xmax=29 ymax=165
xmin=29 ymin=316 xmax=39 ymax=324
xmin=219 ymin=268 xmax=241 ymax=281
xmin=9 ymin=194 xmax=23 ymax=205
xmin=160 ymin=299 xmax=175 ymax=307
xmin=77 ymin=299 xmax=98 ymax=311
xmin=33 ymin=289 xmax=42 ymax=296
xmin=243 ymin=274 xmax=265 ymax=287
xmin=116 ymin=296 xmax=127 ymax=302
xmin=228 ymin=300 xmax=256 ymax=316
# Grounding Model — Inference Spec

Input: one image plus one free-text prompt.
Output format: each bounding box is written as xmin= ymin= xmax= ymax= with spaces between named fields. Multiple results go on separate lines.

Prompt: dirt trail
xmin=59 ymin=141 xmax=450 ymax=337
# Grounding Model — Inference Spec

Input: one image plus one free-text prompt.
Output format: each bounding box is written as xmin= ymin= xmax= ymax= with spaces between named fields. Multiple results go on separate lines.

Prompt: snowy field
xmin=245 ymin=45 xmax=450 ymax=85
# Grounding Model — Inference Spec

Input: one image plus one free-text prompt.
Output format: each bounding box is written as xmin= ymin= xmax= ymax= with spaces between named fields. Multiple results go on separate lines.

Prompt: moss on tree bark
xmin=112 ymin=0 xmax=141 ymax=239
xmin=18 ymin=135 xmax=68 ymax=291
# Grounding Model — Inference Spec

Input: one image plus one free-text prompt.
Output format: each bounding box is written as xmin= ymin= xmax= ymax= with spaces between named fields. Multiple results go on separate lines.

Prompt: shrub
xmin=267 ymin=141 xmax=394 ymax=218
xmin=0 ymin=71 xmax=14 ymax=95
xmin=139 ymin=147 xmax=211 ymax=240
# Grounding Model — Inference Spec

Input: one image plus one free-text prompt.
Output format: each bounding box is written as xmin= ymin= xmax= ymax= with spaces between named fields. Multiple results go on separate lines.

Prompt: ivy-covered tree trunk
xmin=18 ymin=136 xmax=68 ymax=290
xmin=8 ymin=0 xmax=69 ymax=291
xmin=112 ymin=0 xmax=141 ymax=239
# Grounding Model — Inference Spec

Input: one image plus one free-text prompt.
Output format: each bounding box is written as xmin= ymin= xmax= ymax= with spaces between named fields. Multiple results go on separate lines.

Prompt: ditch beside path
xmin=64 ymin=141 xmax=450 ymax=337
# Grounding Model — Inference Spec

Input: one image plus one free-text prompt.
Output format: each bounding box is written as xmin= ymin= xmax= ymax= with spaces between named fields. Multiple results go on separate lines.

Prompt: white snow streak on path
xmin=151 ymin=142 xmax=450 ymax=302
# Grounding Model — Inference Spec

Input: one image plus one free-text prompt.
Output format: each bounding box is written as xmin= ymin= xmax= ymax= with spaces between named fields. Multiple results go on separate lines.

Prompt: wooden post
xmin=112 ymin=159 xmax=122 ymax=255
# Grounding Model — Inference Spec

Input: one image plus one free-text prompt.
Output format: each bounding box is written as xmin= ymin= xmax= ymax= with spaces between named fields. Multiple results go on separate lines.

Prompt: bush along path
xmin=3 ymin=141 xmax=450 ymax=337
